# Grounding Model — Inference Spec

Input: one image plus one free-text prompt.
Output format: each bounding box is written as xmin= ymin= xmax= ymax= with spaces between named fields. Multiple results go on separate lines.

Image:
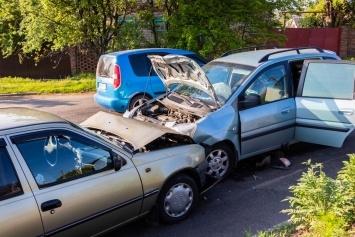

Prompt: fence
xmin=0 ymin=54 xmax=71 ymax=79
xmin=1 ymin=27 xmax=355 ymax=79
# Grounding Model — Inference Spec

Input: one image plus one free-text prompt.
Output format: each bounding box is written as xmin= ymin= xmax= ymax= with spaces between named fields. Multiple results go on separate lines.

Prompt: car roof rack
xmin=219 ymin=45 xmax=279 ymax=58
xmin=258 ymin=47 xmax=325 ymax=63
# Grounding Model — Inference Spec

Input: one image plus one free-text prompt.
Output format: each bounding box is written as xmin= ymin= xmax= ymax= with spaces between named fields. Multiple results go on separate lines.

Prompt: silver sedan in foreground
xmin=0 ymin=107 xmax=207 ymax=236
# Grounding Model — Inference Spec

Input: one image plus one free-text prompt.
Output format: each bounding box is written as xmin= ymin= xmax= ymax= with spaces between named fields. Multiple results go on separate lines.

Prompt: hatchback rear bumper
xmin=94 ymin=93 xmax=129 ymax=112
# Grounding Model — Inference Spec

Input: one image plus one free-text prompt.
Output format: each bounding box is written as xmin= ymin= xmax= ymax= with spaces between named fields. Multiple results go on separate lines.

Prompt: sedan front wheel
xmin=157 ymin=174 xmax=198 ymax=224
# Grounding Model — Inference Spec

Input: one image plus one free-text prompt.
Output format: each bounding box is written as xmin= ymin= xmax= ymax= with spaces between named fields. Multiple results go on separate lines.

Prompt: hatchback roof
xmin=214 ymin=48 xmax=337 ymax=67
xmin=103 ymin=48 xmax=197 ymax=57
xmin=0 ymin=107 xmax=68 ymax=130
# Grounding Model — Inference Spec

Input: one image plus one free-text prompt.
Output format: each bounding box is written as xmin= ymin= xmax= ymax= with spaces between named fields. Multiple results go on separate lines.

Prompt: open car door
xmin=295 ymin=60 xmax=355 ymax=147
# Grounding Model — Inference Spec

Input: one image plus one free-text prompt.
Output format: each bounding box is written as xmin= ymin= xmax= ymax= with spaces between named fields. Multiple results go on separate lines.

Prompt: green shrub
xmin=337 ymin=154 xmax=355 ymax=223
xmin=281 ymin=156 xmax=355 ymax=237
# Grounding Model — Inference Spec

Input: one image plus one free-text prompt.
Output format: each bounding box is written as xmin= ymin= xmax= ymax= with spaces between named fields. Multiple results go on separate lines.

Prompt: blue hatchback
xmin=94 ymin=48 xmax=208 ymax=113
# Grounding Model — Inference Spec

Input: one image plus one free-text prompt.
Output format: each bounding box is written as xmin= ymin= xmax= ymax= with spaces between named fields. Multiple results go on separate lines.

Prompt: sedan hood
xmin=80 ymin=111 xmax=180 ymax=150
xmin=148 ymin=55 xmax=219 ymax=105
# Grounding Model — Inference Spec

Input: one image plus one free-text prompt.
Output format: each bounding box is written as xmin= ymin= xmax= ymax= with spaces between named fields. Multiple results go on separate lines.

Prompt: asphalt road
xmin=0 ymin=93 xmax=104 ymax=123
xmin=1 ymin=93 xmax=354 ymax=237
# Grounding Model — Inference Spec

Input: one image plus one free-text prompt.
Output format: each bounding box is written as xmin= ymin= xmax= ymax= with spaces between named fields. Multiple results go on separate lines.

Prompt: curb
xmin=0 ymin=92 xmax=38 ymax=97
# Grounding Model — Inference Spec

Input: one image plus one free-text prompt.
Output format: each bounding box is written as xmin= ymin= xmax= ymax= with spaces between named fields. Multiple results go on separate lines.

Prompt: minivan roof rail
xmin=219 ymin=45 xmax=279 ymax=58
xmin=258 ymin=47 xmax=325 ymax=63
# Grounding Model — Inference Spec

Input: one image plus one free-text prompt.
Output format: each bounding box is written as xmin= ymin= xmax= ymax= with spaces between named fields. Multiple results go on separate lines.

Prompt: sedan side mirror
xmin=112 ymin=152 xmax=123 ymax=171
xmin=239 ymin=93 xmax=261 ymax=109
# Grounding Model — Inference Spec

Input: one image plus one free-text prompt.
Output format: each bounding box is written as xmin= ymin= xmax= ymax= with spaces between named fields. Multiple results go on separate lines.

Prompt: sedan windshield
xmin=174 ymin=62 xmax=255 ymax=104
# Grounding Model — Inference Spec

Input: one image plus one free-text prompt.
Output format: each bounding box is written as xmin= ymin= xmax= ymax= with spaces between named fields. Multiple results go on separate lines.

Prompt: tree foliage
xmin=299 ymin=0 xmax=355 ymax=28
xmin=0 ymin=0 xmax=304 ymax=61
xmin=0 ymin=0 xmax=23 ymax=57
xmin=160 ymin=0 xmax=302 ymax=59
xmin=0 ymin=0 xmax=136 ymax=59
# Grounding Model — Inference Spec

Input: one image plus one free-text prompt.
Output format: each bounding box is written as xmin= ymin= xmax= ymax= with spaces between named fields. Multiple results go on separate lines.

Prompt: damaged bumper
xmin=195 ymin=160 xmax=209 ymax=188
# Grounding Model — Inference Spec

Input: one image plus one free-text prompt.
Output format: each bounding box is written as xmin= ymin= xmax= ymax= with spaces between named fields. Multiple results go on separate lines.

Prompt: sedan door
xmin=10 ymin=129 xmax=143 ymax=237
xmin=295 ymin=60 xmax=355 ymax=147
xmin=0 ymin=139 xmax=43 ymax=237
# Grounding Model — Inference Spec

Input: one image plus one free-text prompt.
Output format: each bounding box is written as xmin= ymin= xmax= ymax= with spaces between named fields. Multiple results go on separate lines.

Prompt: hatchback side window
xmin=15 ymin=131 xmax=113 ymax=188
xmin=245 ymin=65 xmax=289 ymax=105
xmin=147 ymin=52 xmax=169 ymax=76
xmin=129 ymin=54 xmax=150 ymax=77
xmin=0 ymin=140 xmax=23 ymax=200
xmin=129 ymin=53 xmax=169 ymax=77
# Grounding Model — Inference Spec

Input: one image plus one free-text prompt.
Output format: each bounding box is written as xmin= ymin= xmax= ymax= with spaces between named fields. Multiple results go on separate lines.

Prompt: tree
xmin=343 ymin=0 xmax=355 ymax=28
xmin=162 ymin=0 xmax=302 ymax=59
xmin=0 ymin=0 xmax=305 ymax=62
xmin=0 ymin=0 xmax=136 ymax=59
xmin=0 ymin=0 xmax=23 ymax=57
xmin=299 ymin=0 xmax=355 ymax=28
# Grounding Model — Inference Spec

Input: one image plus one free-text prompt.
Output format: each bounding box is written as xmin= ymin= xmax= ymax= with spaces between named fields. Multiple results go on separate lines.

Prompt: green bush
xmin=281 ymin=156 xmax=355 ymax=236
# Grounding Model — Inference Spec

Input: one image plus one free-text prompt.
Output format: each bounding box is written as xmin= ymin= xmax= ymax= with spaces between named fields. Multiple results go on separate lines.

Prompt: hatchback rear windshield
xmin=97 ymin=56 xmax=115 ymax=78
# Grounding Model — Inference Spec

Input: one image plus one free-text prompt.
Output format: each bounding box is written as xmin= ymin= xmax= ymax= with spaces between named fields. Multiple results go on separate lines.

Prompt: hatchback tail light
xmin=113 ymin=64 xmax=121 ymax=89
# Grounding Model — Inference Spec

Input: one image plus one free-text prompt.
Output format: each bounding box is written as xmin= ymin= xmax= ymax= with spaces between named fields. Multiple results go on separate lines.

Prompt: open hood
xmin=148 ymin=55 xmax=219 ymax=105
xmin=80 ymin=111 xmax=180 ymax=150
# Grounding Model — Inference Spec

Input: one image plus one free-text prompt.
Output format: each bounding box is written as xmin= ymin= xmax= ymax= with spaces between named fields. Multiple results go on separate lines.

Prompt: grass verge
xmin=0 ymin=73 xmax=96 ymax=94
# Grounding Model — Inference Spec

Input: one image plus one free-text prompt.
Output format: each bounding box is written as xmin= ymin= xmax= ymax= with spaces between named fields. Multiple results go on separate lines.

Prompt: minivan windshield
xmin=174 ymin=62 xmax=255 ymax=104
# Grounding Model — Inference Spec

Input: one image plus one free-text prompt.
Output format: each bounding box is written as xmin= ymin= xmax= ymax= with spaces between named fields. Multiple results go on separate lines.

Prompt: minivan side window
xmin=0 ymin=140 xmax=23 ymax=200
xmin=244 ymin=65 xmax=289 ymax=105
xmin=302 ymin=62 xmax=355 ymax=99
xmin=14 ymin=131 xmax=113 ymax=188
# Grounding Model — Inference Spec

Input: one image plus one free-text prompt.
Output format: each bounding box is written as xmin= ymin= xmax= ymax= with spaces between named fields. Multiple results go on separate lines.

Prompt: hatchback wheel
xmin=129 ymin=95 xmax=150 ymax=111
xmin=206 ymin=143 xmax=234 ymax=180
xmin=157 ymin=174 xmax=198 ymax=224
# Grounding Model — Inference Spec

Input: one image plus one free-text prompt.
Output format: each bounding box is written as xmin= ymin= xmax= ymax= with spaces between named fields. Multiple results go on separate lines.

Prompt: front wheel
xmin=157 ymin=174 xmax=198 ymax=224
xmin=205 ymin=143 xmax=235 ymax=180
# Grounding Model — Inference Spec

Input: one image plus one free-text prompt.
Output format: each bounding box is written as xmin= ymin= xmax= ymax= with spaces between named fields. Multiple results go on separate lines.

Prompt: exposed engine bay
xmin=133 ymin=92 xmax=213 ymax=127
xmin=90 ymin=128 xmax=195 ymax=153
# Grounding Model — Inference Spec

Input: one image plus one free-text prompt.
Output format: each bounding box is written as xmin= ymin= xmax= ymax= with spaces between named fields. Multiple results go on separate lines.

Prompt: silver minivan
xmin=126 ymin=47 xmax=355 ymax=180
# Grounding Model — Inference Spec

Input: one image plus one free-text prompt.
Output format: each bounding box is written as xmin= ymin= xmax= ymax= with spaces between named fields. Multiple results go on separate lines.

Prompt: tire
xmin=157 ymin=174 xmax=198 ymax=224
xmin=205 ymin=143 xmax=235 ymax=180
xmin=129 ymin=95 xmax=150 ymax=111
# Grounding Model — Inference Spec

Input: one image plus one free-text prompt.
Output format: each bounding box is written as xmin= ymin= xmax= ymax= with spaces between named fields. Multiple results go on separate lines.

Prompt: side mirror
xmin=239 ymin=93 xmax=261 ymax=109
xmin=112 ymin=152 xmax=123 ymax=171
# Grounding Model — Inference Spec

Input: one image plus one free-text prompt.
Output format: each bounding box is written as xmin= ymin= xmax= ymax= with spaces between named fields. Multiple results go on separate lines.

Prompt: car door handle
xmin=281 ymin=107 xmax=291 ymax=114
xmin=339 ymin=109 xmax=354 ymax=116
xmin=41 ymin=199 xmax=62 ymax=212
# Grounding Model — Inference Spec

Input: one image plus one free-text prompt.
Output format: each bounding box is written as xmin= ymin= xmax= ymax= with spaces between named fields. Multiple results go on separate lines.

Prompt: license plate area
xmin=98 ymin=83 xmax=106 ymax=90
